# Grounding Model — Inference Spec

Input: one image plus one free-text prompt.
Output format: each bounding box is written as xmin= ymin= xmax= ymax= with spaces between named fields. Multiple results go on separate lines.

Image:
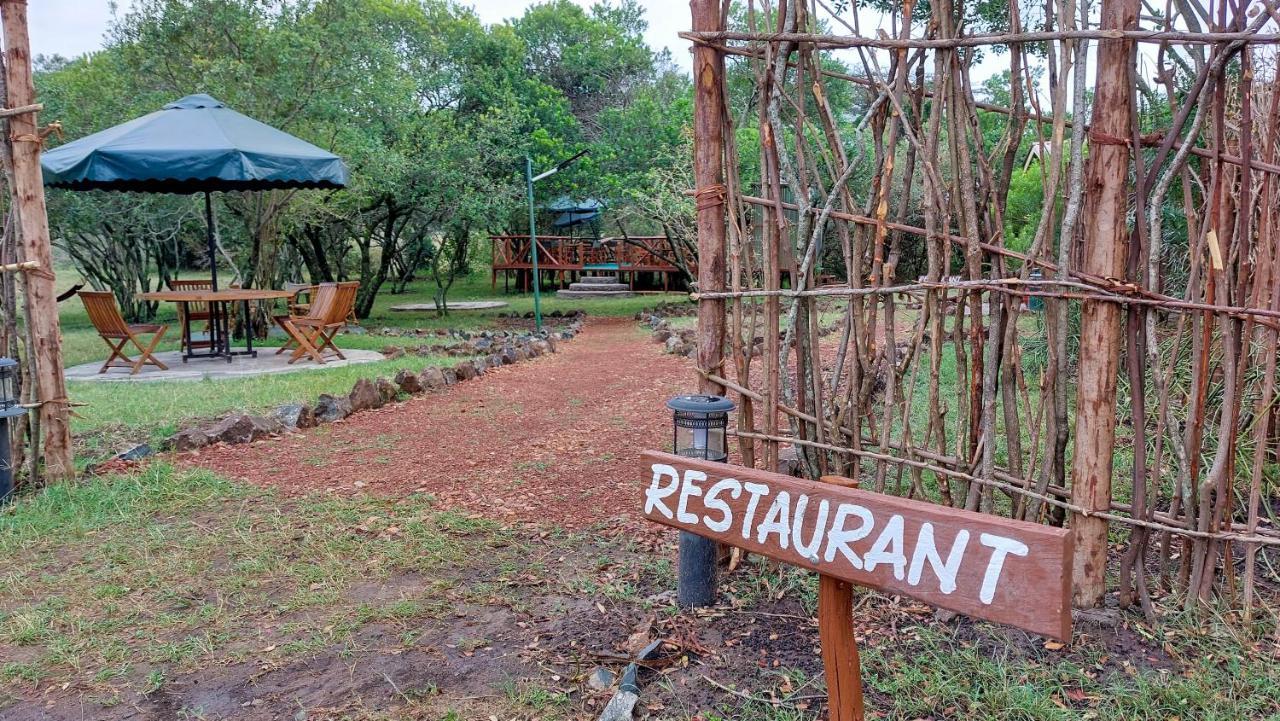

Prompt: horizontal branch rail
xmin=731 ymin=430 xmax=1280 ymax=547
xmin=707 ymin=43 xmax=1280 ymax=177
xmin=681 ymin=27 xmax=1280 ymax=50
xmin=724 ymin=195 xmax=1280 ymax=326
xmin=690 ymin=280 xmax=1280 ymax=324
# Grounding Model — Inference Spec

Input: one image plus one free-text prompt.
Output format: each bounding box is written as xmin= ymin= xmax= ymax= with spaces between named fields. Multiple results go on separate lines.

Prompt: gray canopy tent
xmin=41 ymin=93 xmax=348 ymax=290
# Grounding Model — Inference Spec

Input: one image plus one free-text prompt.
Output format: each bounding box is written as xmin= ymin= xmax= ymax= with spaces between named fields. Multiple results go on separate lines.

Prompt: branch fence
xmin=689 ymin=0 xmax=1280 ymax=622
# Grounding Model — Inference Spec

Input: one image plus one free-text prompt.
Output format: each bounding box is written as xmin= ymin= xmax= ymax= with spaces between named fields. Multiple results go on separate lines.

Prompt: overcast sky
xmin=28 ymin=0 xmax=704 ymax=69
xmin=28 ymin=0 xmax=1005 ymax=95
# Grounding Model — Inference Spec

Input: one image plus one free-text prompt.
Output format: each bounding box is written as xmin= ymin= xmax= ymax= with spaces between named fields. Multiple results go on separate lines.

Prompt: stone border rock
xmin=636 ymin=305 xmax=697 ymax=358
xmin=153 ymin=318 xmax=583 ymax=455
xmin=636 ymin=302 xmax=842 ymax=359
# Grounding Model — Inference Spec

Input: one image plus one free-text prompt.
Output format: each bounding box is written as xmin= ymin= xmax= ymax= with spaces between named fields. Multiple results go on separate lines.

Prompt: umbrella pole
xmin=204 ymin=191 xmax=219 ymax=291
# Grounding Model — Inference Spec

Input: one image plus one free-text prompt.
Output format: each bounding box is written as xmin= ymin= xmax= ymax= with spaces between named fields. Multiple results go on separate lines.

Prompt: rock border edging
xmin=154 ymin=318 xmax=584 ymax=454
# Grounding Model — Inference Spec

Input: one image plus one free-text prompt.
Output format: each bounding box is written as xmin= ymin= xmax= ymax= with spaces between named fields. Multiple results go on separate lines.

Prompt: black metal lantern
xmin=666 ymin=394 xmax=734 ymax=462
xmin=0 ymin=357 xmax=26 ymax=503
xmin=0 ymin=357 xmax=17 ymax=413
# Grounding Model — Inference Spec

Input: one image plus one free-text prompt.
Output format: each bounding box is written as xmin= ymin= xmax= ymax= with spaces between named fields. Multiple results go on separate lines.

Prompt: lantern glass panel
xmin=0 ymin=359 xmax=15 ymax=412
xmin=674 ymin=423 xmax=727 ymax=461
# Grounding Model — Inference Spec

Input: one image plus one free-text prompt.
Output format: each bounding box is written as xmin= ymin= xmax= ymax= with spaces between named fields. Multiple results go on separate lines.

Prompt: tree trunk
xmin=692 ymin=0 xmax=726 ymax=398
xmin=0 ymin=0 xmax=74 ymax=483
xmin=1069 ymin=0 xmax=1137 ymax=607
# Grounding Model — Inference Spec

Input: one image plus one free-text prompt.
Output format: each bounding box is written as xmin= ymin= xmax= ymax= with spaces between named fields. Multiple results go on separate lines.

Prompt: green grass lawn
xmin=1 ymin=465 xmax=1274 ymax=720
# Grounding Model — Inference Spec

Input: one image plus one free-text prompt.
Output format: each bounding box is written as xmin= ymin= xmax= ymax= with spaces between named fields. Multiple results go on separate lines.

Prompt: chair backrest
xmin=79 ymin=291 xmax=131 ymax=338
xmin=326 ymin=282 xmax=360 ymax=325
xmin=168 ymin=278 xmax=213 ymax=313
xmin=303 ymin=283 xmax=339 ymax=323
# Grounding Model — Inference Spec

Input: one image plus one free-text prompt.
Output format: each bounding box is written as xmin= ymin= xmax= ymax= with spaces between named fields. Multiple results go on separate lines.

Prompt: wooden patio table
xmin=139 ymin=288 xmax=293 ymax=363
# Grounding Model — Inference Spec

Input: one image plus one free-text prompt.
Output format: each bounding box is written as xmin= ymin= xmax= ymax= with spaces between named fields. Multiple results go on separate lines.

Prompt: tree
xmin=47 ymin=192 xmax=195 ymax=320
xmin=36 ymin=0 xmax=689 ymax=317
xmin=510 ymin=0 xmax=655 ymax=132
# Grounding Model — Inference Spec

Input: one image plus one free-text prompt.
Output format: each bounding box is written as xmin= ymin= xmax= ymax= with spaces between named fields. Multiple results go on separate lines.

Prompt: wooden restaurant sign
xmin=641 ymin=451 xmax=1073 ymax=639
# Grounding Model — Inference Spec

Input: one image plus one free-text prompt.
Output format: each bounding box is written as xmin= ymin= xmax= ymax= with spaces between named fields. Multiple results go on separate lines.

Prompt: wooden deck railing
xmin=490 ymin=235 xmax=688 ymax=274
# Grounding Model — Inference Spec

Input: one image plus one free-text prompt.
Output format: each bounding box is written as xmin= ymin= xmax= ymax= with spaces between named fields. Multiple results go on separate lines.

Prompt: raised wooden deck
xmin=490 ymin=235 xmax=689 ymax=291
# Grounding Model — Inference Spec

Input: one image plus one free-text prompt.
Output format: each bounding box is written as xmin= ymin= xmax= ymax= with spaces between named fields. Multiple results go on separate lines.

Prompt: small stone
xmin=273 ymin=403 xmax=307 ymax=430
xmin=653 ymin=329 xmax=672 ymax=343
xmin=471 ymin=359 xmax=487 ymax=377
xmin=115 ymin=443 xmax=154 ymax=462
xmin=376 ymin=377 xmax=399 ymax=403
xmin=381 ymin=345 xmax=406 ymax=360
xmin=395 ymin=368 xmax=424 ymax=394
xmin=314 ymin=394 xmax=353 ymax=422
xmin=487 ymin=353 xmax=504 ymax=368
xmin=454 ymin=362 xmax=476 ymax=382
xmin=295 ymin=405 xmax=317 ymax=429
xmin=170 ymin=428 xmax=211 ymax=452
xmin=205 ymin=414 xmax=283 ymax=445
xmin=348 ymin=378 xmax=384 ymax=411
xmin=665 ymin=336 xmax=683 ymax=354
xmin=419 ymin=366 xmax=446 ymax=390
xmin=1074 ymin=608 xmax=1122 ymax=629
xmin=587 ymin=667 xmax=615 ymax=691
xmin=441 ymin=368 xmax=458 ymax=386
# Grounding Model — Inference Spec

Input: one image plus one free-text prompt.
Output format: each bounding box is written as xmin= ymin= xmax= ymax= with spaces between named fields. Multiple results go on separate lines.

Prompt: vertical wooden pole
xmin=683 ymin=0 xmax=727 ymax=607
xmin=691 ymin=0 xmax=726 ymax=396
xmin=818 ymin=475 xmax=864 ymax=721
xmin=0 ymin=0 xmax=73 ymax=482
xmin=1069 ymin=0 xmax=1137 ymax=606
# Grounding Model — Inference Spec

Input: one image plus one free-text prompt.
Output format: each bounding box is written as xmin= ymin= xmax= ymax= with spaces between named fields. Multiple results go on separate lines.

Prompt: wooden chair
xmin=283 ymin=282 xmax=319 ymax=316
xmin=277 ymin=282 xmax=359 ymax=364
xmin=273 ymin=282 xmax=335 ymax=357
xmin=79 ymin=291 xmax=169 ymax=375
xmin=168 ymin=278 xmax=213 ymax=352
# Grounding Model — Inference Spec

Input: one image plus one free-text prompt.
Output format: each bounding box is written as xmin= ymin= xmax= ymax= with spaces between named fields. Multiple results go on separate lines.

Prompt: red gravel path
xmin=183 ymin=318 xmax=692 ymax=530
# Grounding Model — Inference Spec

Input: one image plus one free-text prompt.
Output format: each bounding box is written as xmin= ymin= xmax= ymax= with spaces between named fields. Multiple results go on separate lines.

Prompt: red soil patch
xmin=183 ymin=317 xmax=692 ymax=530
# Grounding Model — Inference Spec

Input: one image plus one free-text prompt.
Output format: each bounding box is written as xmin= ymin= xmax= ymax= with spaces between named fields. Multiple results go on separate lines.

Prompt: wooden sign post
xmin=640 ymin=451 xmax=1074 ymax=718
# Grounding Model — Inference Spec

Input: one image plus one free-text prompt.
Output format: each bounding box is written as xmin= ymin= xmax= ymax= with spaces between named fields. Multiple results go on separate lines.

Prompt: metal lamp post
xmin=0 ymin=357 xmax=26 ymax=502
xmin=666 ymin=394 xmax=735 ymax=607
xmin=524 ymin=149 xmax=589 ymax=332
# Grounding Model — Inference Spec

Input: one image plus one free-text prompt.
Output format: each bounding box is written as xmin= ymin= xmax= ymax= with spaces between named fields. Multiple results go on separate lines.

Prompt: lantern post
xmin=666 ymin=394 xmax=734 ymax=606
xmin=0 ymin=357 xmax=26 ymax=502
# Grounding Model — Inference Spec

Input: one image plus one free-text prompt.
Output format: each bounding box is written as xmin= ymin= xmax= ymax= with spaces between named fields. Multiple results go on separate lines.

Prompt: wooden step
xmin=567 ymin=282 xmax=630 ymax=292
xmin=556 ymin=289 xmax=636 ymax=299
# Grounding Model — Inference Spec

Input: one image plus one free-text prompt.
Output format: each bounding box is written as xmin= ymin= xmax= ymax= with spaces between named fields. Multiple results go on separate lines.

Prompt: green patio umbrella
xmin=41 ymin=94 xmax=348 ymax=289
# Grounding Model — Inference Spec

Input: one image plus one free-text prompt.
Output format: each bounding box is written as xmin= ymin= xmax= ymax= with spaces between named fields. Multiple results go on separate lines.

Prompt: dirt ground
xmin=6 ymin=315 xmax=1273 ymax=721
xmin=185 ymin=317 xmax=691 ymax=533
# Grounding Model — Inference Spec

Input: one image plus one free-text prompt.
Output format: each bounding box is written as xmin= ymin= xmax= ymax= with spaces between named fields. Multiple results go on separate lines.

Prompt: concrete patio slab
xmin=66 ymin=347 xmax=386 ymax=383
xmin=388 ymin=301 xmax=508 ymax=312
